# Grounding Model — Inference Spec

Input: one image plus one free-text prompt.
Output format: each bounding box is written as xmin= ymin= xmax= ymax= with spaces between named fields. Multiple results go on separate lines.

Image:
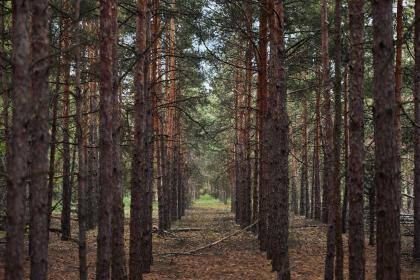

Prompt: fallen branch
xmin=157 ymin=220 xmax=258 ymax=257
xmin=170 ymin=227 xmax=203 ymax=232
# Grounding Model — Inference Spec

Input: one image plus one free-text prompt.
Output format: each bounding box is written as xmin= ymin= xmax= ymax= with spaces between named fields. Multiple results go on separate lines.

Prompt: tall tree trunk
xmin=325 ymin=0 xmax=344 ymax=278
xmin=73 ymin=2 xmax=87 ymax=279
xmin=111 ymin=2 xmax=127 ymax=278
xmin=167 ymin=0 xmax=178 ymax=222
xmin=368 ymin=186 xmax=375 ymax=246
xmin=130 ymin=0 xmax=152 ymax=276
xmin=47 ymin=19 xmax=62 ymax=234
xmin=372 ymin=0 xmax=401 ymax=279
xmin=61 ymin=0 xmax=72 ymax=240
xmin=348 ymin=0 xmax=366 ymax=278
xmin=301 ymin=98 xmax=309 ymax=217
xmin=243 ymin=27 xmax=253 ymax=227
xmin=333 ymin=1 xmax=343 ymax=279
xmin=86 ymin=40 xmax=99 ymax=230
xmin=413 ymin=0 xmax=420 ymax=260
xmin=267 ymin=0 xmax=290 ymax=278
xmin=96 ymin=0 xmax=117 ymax=278
xmin=5 ymin=0 xmax=31 ymax=278
xmin=29 ymin=0 xmax=50 ymax=278
xmin=395 ymin=0 xmax=403 ymax=177
xmin=290 ymin=128 xmax=299 ymax=215
xmin=257 ymin=0 xmax=269 ymax=251
xmin=341 ymin=66 xmax=349 ymax=234
xmin=152 ymin=0 xmax=166 ymax=233
xmin=321 ymin=0 xmax=333 ymax=225
xmin=313 ymin=66 xmax=322 ymax=221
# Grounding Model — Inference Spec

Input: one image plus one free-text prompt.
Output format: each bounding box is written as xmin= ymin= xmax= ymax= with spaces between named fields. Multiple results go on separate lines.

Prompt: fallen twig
xmin=157 ymin=220 xmax=258 ymax=257
xmin=170 ymin=227 xmax=203 ymax=232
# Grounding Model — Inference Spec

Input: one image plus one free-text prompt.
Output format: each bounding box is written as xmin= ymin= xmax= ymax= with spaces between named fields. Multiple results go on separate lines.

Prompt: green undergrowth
xmin=192 ymin=194 xmax=230 ymax=210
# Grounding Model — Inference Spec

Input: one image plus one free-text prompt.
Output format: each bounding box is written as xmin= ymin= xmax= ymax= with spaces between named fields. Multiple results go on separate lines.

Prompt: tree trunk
xmin=290 ymin=128 xmax=299 ymax=215
xmin=6 ymin=0 xmax=30 ymax=278
xmin=267 ymin=0 xmax=290 ymax=278
xmin=29 ymin=0 xmax=50 ymax=278
xmin=61 ymin=0 xmax=72 ymax=240
xmin=243 ymin=29 xmax=253 ymax=227
xmin=257 ymin=0 xmax=269 ymax=251
xmin=301 ymin=98 xmax=309 ymax=217
xmin=111 ymin=2 xmax=127 ymax=278
xmin=395 ymin=0 xmax=403 ymax=176
xmin=47 ymin=19 xmax=62 ymax=234
xmin=341 ymin=66 xmax=349 ymax=234
xmin=130 ymin=0 xmax=152 ymax=276
xmin=348 ymin=0 xmax=366 ymax=278
xmin=167 ymin=0 xmax=178 ymax=222
xmin=372 ymin=1 xmax=401 ymax=279
xmin=87 ymin=42 xmax=99 ymax=230
xmin=414 ymin=0 xmax=420 ymax=261
xmin=325 ymin=0 xmax=344 ymax=278
xmin=313 ymin=66 xmax=322 ymax=221
xmin=321 ymin=0 xmax=333 ymax=225
xmin=73 ymin=2 xmax=87 ymax=279
xmin=96 ymin=0 xmax=117 ymax=278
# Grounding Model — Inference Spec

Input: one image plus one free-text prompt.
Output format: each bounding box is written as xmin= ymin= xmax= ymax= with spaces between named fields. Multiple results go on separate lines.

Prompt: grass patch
xmin=192 ymin=194 xmax=230 ymax=210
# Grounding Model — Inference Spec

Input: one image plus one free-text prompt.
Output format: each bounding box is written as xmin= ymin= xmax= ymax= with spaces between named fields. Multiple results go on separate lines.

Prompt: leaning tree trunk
xmin=29 ymin=0 xmax=50 ymax=278
xmin=348 ymin=0 xmax=366 ymax=278
xmin=372 ymin=0 xmax=401 ymax=279
xmin=5 ymin=0 xmax=31 ymax=278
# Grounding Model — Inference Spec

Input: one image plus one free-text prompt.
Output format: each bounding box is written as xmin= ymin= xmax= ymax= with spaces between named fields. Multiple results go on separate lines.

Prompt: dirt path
xmin=146 ymin=201 xmax=275 ymax=280
xmin=2 ymin=196 xmax=420 ymax=279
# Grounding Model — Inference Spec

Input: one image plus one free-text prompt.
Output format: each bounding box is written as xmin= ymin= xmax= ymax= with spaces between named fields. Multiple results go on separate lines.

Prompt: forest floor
xmin=1 ymin=195 xmax=420 ymax=279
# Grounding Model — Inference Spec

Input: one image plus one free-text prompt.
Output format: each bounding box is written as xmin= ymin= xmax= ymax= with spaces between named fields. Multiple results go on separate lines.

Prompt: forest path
xmin=146 ymin=195 xmax=276 ymax=279
xmin=3 ymin=195 xmax=420 ymax=279
xmin=147 ymin=195 xmax=420 ymax=280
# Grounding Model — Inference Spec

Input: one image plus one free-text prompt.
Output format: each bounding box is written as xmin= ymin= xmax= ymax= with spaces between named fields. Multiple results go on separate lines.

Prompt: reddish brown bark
xmin=348 ymin=0 xmax=366 ymax=277
xmin=86 ymin=40 xmax=99 ymax=230
xmin=96 ymin=0 xmax=117 ymax=278
xmin=372 ymin=0 xmax=401 ymax=278
xmin=257 ymin=0 xmax=269 ymax=250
